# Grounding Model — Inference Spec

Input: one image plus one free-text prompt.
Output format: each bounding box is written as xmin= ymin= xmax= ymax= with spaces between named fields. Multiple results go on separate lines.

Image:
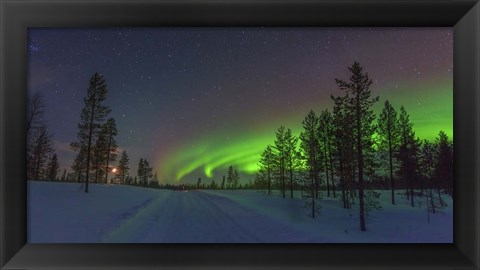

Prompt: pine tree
xmin=47 ymin=153 xmax=60 ymax=181
xmin=26 ymin=92 xmax=45 ymax=137
xmin=300 ymin=110 xmax=321 ymax=218
xmin=153 ymin=172 xmax=159 ymax=184
xmin=377 ymin=100 xmax=399 ymax=205
xmin=397 ymin=106 xmax=417 ymax=207
xmin=254 ymin=171 xmax=266 ymax=191
xmin=334 ymin=62 xmax=379 ymax=231
xmin=419 ymin=140 xmax=439 ymax=213
xmin=274 ymin=126 xmax=288 ymax=198
xmin=93 ymin=131 xmax=107 ymax=183
xmin=210 ymin=179 xmax=217 ymax=189
xmin=61 ymin=169 xmax=67 ymax=181
xmin=197 ymin=177 xmax=202 ymax=189
xmin=137 ymin=158 xmax=153 ymax=186
xmin=284 ymin=128 xmax=299 ymax=199
xmin=319 ymin=109 xmax=336 ymax=197
xmin=227 ymin=165 xmax=234 ymax=190
xmin=71 ymin=146 xmax=87 ymax=183
xmin=435 ymin=131 xmax=453 ymax=198
xmin=28 ymin=126 xmax=54 ymax=180
xmin=71 ymin=73 xmax=111 ymax=193
xmin=118 ymin=150 xmax=130 ymax=184
xmin=259 ymin=145 xmax=275 ymax=195
xmin=233 ymin=169 xmax=240 ymax=189
xmin=332 ymin=95 xmax=355 ymax=209
xmin=137 ymin=158 xmax=144 ymax=185
xmin=27 ymin=92 xmax=47 ymax=179
xmin=221 ymin=176 xmax=226 ymax=189
xmin=103 ymin=118 xmax=118 ymax=184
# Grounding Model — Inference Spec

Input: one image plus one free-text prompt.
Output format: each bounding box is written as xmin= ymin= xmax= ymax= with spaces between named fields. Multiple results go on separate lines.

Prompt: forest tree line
xmin=27 ymin=73 xmax=153 ymax=190
xmin=253 ymin=62 xmax=453 ymax=231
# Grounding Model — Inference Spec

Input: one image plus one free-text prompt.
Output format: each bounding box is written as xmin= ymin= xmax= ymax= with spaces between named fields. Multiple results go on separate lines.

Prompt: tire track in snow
xmin=101 ymin=191 xmax=173 ymax=242
xmin=196 ymin=191 xmax=324 ymax=242
xmin=192 ymin=191 xmax=263 ymax=242
xmin=146 ymin=191 xmax=259 ymax=243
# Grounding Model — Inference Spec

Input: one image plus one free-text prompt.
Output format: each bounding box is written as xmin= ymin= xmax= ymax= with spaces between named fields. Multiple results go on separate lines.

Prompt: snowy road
xmin=103 ymin=190 xmax=292 ymax=243
xmin=28 ymin=181 xmax=453 ymax=243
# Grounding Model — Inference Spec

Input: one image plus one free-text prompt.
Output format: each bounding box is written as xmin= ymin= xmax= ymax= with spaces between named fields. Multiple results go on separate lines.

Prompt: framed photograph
xmin=1 ymin=0 xmax=479 ymax=269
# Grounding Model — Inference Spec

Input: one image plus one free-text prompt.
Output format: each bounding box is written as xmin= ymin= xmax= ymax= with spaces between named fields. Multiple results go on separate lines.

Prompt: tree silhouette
xmin=221 ymin=176 xmax=226 ymax=189
xmin=284 ymin=128 xmax=299 ymax=199
xmin=71 ymin=73 xmax=111 ymax=192
xmin=377 ymin=100 xmax=399 ymax=204
xmin=102 ymin=118 xmax=118 ymax=184
xmin=300 ymin=110 xmax=321 ymax=218
xmin=118 ymin=150 xmax=130 ymax=184
xmin=332 ymin=95 xmax=355 ymax=209
xmin=47 ymin=153 xmax=60 ymax=181
xmin=397 ymin=106 xmax=417 ymax=207
xmin=28 ymin=126 xmax=54 ymax=180
xmin=137 ymin=158 xmax=153 ymax=186
xmin=319 ymin=109 xmax=335 ymax=197
xmin=259 ymin=145 xmax=275 ymax=195
xmin=435 ymin=131 xmax=453 ymax=198
xmin=26 ymin=92 xmax=45 ymax=136
xmin=335 ymin=61 xmax=379 ymax=231
xmin=274 ymin=126 xmax=287 ymax=198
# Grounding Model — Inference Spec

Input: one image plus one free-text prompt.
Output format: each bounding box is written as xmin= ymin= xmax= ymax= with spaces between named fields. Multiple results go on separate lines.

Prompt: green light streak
xmin=374 ymin=78 xmax=453 ymax=141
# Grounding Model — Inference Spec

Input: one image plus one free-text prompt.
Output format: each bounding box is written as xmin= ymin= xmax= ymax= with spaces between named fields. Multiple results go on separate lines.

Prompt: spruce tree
xmin=334 ymin=62 xmax=379 ymax=231
xmin=118 ymin=151 xmax=130 ymax=184
xmin=259 ymin=145 xmax=275 ymax=195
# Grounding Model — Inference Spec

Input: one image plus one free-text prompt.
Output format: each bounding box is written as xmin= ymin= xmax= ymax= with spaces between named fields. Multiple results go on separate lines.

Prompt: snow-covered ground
xmin=28 ymin=181 xmax=453 ymax=243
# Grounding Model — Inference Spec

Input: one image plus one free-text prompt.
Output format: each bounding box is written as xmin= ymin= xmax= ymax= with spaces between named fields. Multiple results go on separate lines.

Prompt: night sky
xmin=28 ymin=27 xmax=453 ymax=184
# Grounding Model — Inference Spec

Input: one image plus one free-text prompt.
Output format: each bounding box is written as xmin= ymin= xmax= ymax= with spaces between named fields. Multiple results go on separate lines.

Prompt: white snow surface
xmin=28 ymin=181 xmax=453 ymax=243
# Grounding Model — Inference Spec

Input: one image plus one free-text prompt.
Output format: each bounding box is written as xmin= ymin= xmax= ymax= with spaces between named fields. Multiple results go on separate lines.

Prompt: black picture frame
xmin=1 ymin=0 xmax=478 ymax=269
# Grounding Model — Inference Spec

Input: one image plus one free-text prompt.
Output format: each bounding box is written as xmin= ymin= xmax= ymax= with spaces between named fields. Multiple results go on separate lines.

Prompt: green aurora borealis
xmin=158 ymin=77 xmax=453 ymax=182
